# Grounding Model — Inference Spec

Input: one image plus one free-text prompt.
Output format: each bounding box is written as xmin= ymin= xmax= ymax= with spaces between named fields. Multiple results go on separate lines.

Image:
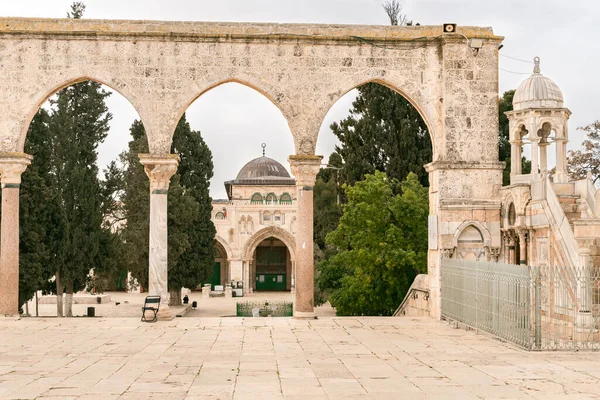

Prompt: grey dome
xmin=236 ymin=156 xmax=291 ymax=180
xmin=513 ymin=57 xmax=563 ymax=111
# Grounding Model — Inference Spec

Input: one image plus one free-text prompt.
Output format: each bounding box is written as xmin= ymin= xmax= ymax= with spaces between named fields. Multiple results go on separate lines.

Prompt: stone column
xmin=0 ymin=153 xmax=32 ymax=316
xmin=289 ymin=154 xmax=322 ymax=318
xmin=530 ymin=138 xmax=540 ymax=176
xmin=507 ymin=232 xmax=516 ymax=264
xmin=554 ymin=138 xmax=569 ymax=183
xmin=539 ymin=143 xmax=549 ymax=173
xmin=139 ymin=154 xmax=179 ymax=320
xmin=516 ymin=228 xmax=528 ymax=265
xmin=229 ymin=259 xmax=243 ymax=283
xmin=290 ymin=260 xmax=296 ymax=293
xmin=510 ymin=140 xmax=522 ymax=176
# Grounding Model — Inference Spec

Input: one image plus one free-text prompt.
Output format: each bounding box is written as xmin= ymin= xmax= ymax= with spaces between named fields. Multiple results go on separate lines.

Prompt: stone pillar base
xmin=201 ymin=285 xmax=210 ymax=298
xmin=293 ymin=310 xmax=315 ymax=319
xmin=156 ymin=306 xmax=173 ymax=321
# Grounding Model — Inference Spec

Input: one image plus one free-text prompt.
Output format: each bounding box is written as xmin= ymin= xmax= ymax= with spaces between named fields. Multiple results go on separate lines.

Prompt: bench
xmin=141 ymin=295 xmax=161 ymax=322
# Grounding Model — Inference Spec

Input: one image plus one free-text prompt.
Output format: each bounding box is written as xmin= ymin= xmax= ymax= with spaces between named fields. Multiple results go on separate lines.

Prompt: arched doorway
xmin=252 ymin=237 xmax=292 ymax=292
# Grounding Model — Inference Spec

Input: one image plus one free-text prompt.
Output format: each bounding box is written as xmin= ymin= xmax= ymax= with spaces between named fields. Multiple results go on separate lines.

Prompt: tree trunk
xmin=56 ymin=269 xmax=63 ymax=318
xmin=169 ymin=288 xmax=182 ymax=306
xmin=35 ymin=291 xmax=39 ymax=317
xmin=25 ymin=302 xmax=30 ymax=317
xmin=65 ymin=280 xmax=74 ymax=317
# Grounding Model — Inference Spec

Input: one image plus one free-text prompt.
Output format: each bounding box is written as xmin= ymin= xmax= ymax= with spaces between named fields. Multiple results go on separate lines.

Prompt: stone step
xmin=557 ymin=194 xmax=580 ymax=205
xmin=565 ymin=212 xmax=582 ymax=221
xmin=561 ymin=203 xmax=581 ymax=213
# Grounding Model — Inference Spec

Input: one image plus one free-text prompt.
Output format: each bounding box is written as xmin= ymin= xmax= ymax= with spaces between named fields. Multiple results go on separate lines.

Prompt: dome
xmin=513 ymin=57 xmax=563 ymax=111
xmin=236 ymin=156 xmax=291 ymax=180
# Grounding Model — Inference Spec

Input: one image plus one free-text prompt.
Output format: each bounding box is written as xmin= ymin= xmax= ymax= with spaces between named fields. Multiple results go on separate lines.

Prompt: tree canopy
xmin=316 ymin=171 xmax=428 ymax=316
xmin=568 ymin=121 xmax=600 ymax=184
xmin=330 ymin=83 xmax=432 ymax=189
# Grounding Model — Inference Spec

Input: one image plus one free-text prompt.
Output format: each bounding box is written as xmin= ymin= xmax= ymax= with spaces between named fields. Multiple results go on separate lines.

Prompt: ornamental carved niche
xmin=502 ymin=186 xmax=531 ymax=216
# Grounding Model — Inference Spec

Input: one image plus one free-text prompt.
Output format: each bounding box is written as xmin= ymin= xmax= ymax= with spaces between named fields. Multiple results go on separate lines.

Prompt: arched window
xmin=280 ymin=193 xmax=292 ymax=205
xmin=265 ymin=192 xmax=277 ymax=205
xmin=250 ymin=193 xmax=263 ymax=204
xmin=508 ymin=203 xmax=516 ymax=226
xmin=215 ymin=212 xmax=225 ymax=220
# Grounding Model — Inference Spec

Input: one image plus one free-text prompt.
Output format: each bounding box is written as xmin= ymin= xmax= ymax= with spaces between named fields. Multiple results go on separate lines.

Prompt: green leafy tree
xmin=317 ymin=172 xmax=428 ymax=316
xmin=499 ymin=89 xmax=531 ymax=185
xmin=567 ymin=121 xmax=600 ymax=184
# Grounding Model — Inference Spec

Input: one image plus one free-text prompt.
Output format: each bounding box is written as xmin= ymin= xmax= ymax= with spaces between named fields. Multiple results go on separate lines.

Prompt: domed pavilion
xmin=506 ymin=57 xmax=571 ymax=184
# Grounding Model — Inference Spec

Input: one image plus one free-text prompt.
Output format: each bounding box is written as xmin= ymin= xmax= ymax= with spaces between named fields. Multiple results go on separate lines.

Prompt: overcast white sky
xmin=1 ymin=0 xmax=598 ymax=198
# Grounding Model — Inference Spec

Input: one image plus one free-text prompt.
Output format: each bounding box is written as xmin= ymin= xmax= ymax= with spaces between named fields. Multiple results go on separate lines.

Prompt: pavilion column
xmin=530 ymin=138 xmax=540 ymax=176
xmin=539 ymin=143 xmax=549 ymax=174
xmin=139 ymin=154 xmax=179 ymax=320
xmin=510 ymin=140 xmax=522 ymax=176
xmin=0 ymin=153 xmax=32 ymax=316
xmin=516 ymin=228 xmax=528 ymax=265
xmin=289 ymin=154 xmax=322 ymax=318
xmin=554 ymin=137 xmax=569 ymax=183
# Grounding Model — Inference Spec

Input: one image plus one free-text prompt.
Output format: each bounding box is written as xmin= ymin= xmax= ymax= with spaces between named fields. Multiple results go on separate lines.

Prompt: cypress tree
xmin=48 ymin=79 xmax=112 ymax=317
xmin=330 ymin=83 xmax=433 ymax=189
xmin=17 ymin=109 xmax=54 ymax=313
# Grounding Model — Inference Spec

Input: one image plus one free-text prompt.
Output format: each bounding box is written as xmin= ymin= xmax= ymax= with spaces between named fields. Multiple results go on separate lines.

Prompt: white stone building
xmin=209 ymin=152 xmax=298 ymax=295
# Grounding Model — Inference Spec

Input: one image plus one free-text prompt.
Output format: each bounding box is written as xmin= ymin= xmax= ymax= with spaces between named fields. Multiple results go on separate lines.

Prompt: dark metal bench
xmin=141 ymin=295 xmax=161 ymax=322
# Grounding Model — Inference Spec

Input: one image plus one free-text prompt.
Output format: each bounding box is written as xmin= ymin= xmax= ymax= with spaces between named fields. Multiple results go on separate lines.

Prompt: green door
xmin=210 ymin=262 xmax=221 ymax=290
xmin=256 ymin=274 xmax=287 ymax=291
xmin=202 ymin=262 xmax=221 ymax=290
xmin=255 ymin=245 xmax=287 ymax=291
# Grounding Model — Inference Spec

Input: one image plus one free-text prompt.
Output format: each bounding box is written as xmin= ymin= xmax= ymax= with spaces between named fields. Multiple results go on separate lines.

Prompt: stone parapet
xmin=0 ymin=18 xmax=503 ymax=43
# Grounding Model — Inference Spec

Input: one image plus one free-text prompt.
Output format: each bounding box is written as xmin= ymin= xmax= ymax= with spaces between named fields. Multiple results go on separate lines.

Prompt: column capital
xmin=0 ymin=152 xmax=33 ymax=186
xmin=139 ymin=154 xmax=179 ymax=193
xmin=288 ymin=154 xmax=323 ymax=187
xmin=440 ymin=247 xmax=455 ymax=259
xmin=515 ymin=227 xmax=528 ymax=242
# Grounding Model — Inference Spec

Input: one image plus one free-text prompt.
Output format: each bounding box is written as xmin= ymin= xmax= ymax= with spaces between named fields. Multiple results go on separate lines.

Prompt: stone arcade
xmin=0 ymin=17 xmax=507 ymax=318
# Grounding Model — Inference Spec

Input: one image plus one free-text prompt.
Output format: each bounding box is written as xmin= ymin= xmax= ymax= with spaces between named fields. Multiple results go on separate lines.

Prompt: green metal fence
xmin=236 ymin=300 xmax=293 ymax=317
xmin=441 ymin=259 xmax=600 ymax=351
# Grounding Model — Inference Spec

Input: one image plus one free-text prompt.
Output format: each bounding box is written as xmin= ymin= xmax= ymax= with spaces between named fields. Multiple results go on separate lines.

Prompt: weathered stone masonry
xmin=0 ymin=18 xmax=504 ymax=317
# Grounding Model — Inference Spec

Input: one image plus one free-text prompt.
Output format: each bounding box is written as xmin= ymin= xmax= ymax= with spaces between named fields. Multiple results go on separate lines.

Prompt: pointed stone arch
xmin=243 ymin=226 xmax=296 ymax=262
xmin=215 ymin=235 xmax=234 ymax=260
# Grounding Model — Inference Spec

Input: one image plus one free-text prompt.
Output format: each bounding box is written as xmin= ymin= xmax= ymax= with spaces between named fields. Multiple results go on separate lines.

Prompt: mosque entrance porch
xmin=252 ymin=237 xmax=292 ymax=292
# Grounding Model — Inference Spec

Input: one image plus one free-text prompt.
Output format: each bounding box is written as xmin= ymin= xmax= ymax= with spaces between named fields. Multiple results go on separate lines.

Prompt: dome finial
xmin=261 ymin=143 xmax=266 ymax=157
xmin=533 ymin=56 xmax=540 ymax=74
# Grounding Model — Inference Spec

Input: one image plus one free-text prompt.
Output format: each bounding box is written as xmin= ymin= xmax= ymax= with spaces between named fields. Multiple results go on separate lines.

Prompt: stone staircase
xmin=552 ymin=181 xmax=600 ymax=269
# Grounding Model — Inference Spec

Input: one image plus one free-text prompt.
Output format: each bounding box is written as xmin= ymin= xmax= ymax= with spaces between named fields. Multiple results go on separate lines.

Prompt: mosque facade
xmin=208 ymin=149 xmax=299 ymax=295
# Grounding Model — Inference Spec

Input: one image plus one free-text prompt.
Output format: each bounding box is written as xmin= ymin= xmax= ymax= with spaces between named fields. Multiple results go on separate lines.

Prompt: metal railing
xmin=236 ymin=300 xmax=293 ymax=317
xmin=441 ymin=259 xmax=600 ymax=350
xmin=441 ymin=259 xmax=531 ymax=348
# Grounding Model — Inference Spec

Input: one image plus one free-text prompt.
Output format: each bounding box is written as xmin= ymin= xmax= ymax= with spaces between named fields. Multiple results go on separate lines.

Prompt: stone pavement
xmin=0 ymin=316 xmax=599 ymax=400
